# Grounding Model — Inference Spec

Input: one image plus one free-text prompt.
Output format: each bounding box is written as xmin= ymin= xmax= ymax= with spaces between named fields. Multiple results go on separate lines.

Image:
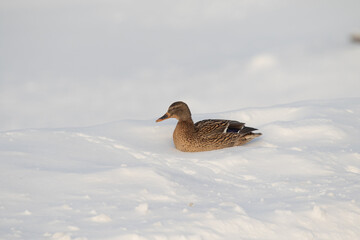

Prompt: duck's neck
xmin=179 ymin=118 xmax=194 ymax=125
xmin=175 ymin=118 xmax=195 ymax=133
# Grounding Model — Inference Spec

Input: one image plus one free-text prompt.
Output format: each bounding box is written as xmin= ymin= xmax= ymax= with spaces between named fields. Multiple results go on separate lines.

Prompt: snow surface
xmin=1 ymin=98 xmax=360 ymax=240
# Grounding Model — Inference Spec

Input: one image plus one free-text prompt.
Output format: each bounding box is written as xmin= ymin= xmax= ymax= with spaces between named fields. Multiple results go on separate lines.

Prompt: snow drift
xmin=1 ymin=98 xmax=360 ymax=240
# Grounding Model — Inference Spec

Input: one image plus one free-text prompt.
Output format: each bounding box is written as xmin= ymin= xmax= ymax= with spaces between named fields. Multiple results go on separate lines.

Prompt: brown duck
xmin=156 ymin=101 xmax=261 ymax=152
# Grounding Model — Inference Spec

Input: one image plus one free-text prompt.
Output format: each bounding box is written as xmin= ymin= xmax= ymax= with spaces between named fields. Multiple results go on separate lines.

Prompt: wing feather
xmin=195 ymin=119 xmax=246 ymax=136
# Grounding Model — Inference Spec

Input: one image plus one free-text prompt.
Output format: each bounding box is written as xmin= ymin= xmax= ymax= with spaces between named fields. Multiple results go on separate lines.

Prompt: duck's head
xmin=156 ymin=101 xmax=192 ymax=122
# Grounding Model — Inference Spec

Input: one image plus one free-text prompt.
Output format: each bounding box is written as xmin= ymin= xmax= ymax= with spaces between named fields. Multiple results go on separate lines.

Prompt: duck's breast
xmin=173 ymin=121 xmax=197 ymax=151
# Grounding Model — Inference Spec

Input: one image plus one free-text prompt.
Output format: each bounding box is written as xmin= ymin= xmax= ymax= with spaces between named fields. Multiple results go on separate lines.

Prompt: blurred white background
xmin=1 ymin=0 xmax=359 ymax=131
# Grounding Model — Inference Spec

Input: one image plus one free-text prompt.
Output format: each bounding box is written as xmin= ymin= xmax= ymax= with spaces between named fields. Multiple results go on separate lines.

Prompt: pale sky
xmin=1 ymin=0 xmax=360 ymax=130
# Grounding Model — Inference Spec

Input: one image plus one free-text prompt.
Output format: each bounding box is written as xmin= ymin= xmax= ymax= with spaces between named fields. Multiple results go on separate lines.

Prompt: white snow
xmin=1 ymin=0 xmax=360 ymax=239
xmin=1 ymin=98 xmax=360 ymax=239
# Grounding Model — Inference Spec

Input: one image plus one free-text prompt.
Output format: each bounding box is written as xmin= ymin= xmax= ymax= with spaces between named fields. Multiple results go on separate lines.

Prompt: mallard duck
xmin=156 ymin=101 xmax=262 ymax=152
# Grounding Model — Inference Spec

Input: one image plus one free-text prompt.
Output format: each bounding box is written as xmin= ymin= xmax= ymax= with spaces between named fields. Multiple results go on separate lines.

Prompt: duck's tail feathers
xmin=235 ymin=132 xmax=262 ymax=146
xmin=239 ymin=127 xmax=258 ymax=135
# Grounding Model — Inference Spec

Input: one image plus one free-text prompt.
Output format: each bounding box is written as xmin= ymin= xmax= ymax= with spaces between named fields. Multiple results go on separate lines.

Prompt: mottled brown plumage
xmin=156 ymin=101 xmax=262 ymax=152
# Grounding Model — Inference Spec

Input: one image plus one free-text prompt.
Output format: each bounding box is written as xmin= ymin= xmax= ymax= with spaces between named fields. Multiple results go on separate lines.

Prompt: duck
xmin=156 ymin=101 xmax=262 ymax=152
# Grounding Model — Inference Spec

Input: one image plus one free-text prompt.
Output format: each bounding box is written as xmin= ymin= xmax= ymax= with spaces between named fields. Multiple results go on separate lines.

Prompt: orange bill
xmin=156 ymin=113 xmax=170 ymax=122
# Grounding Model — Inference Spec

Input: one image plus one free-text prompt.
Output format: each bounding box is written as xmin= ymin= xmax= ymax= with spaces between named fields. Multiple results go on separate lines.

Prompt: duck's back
xmin=193 ymin=119 xmax=261 ymax=151
xmin=194 ymin=119 xmax=247 ymax=135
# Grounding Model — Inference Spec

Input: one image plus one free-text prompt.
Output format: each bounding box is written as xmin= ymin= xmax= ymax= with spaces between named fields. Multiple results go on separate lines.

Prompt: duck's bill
xmin=156 ymin=113 xmax=170 ymax=122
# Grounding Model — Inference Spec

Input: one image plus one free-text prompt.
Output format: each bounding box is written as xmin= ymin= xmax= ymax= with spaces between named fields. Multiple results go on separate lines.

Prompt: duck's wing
xmin=194 ymin=119 xmax=246 ymax=136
